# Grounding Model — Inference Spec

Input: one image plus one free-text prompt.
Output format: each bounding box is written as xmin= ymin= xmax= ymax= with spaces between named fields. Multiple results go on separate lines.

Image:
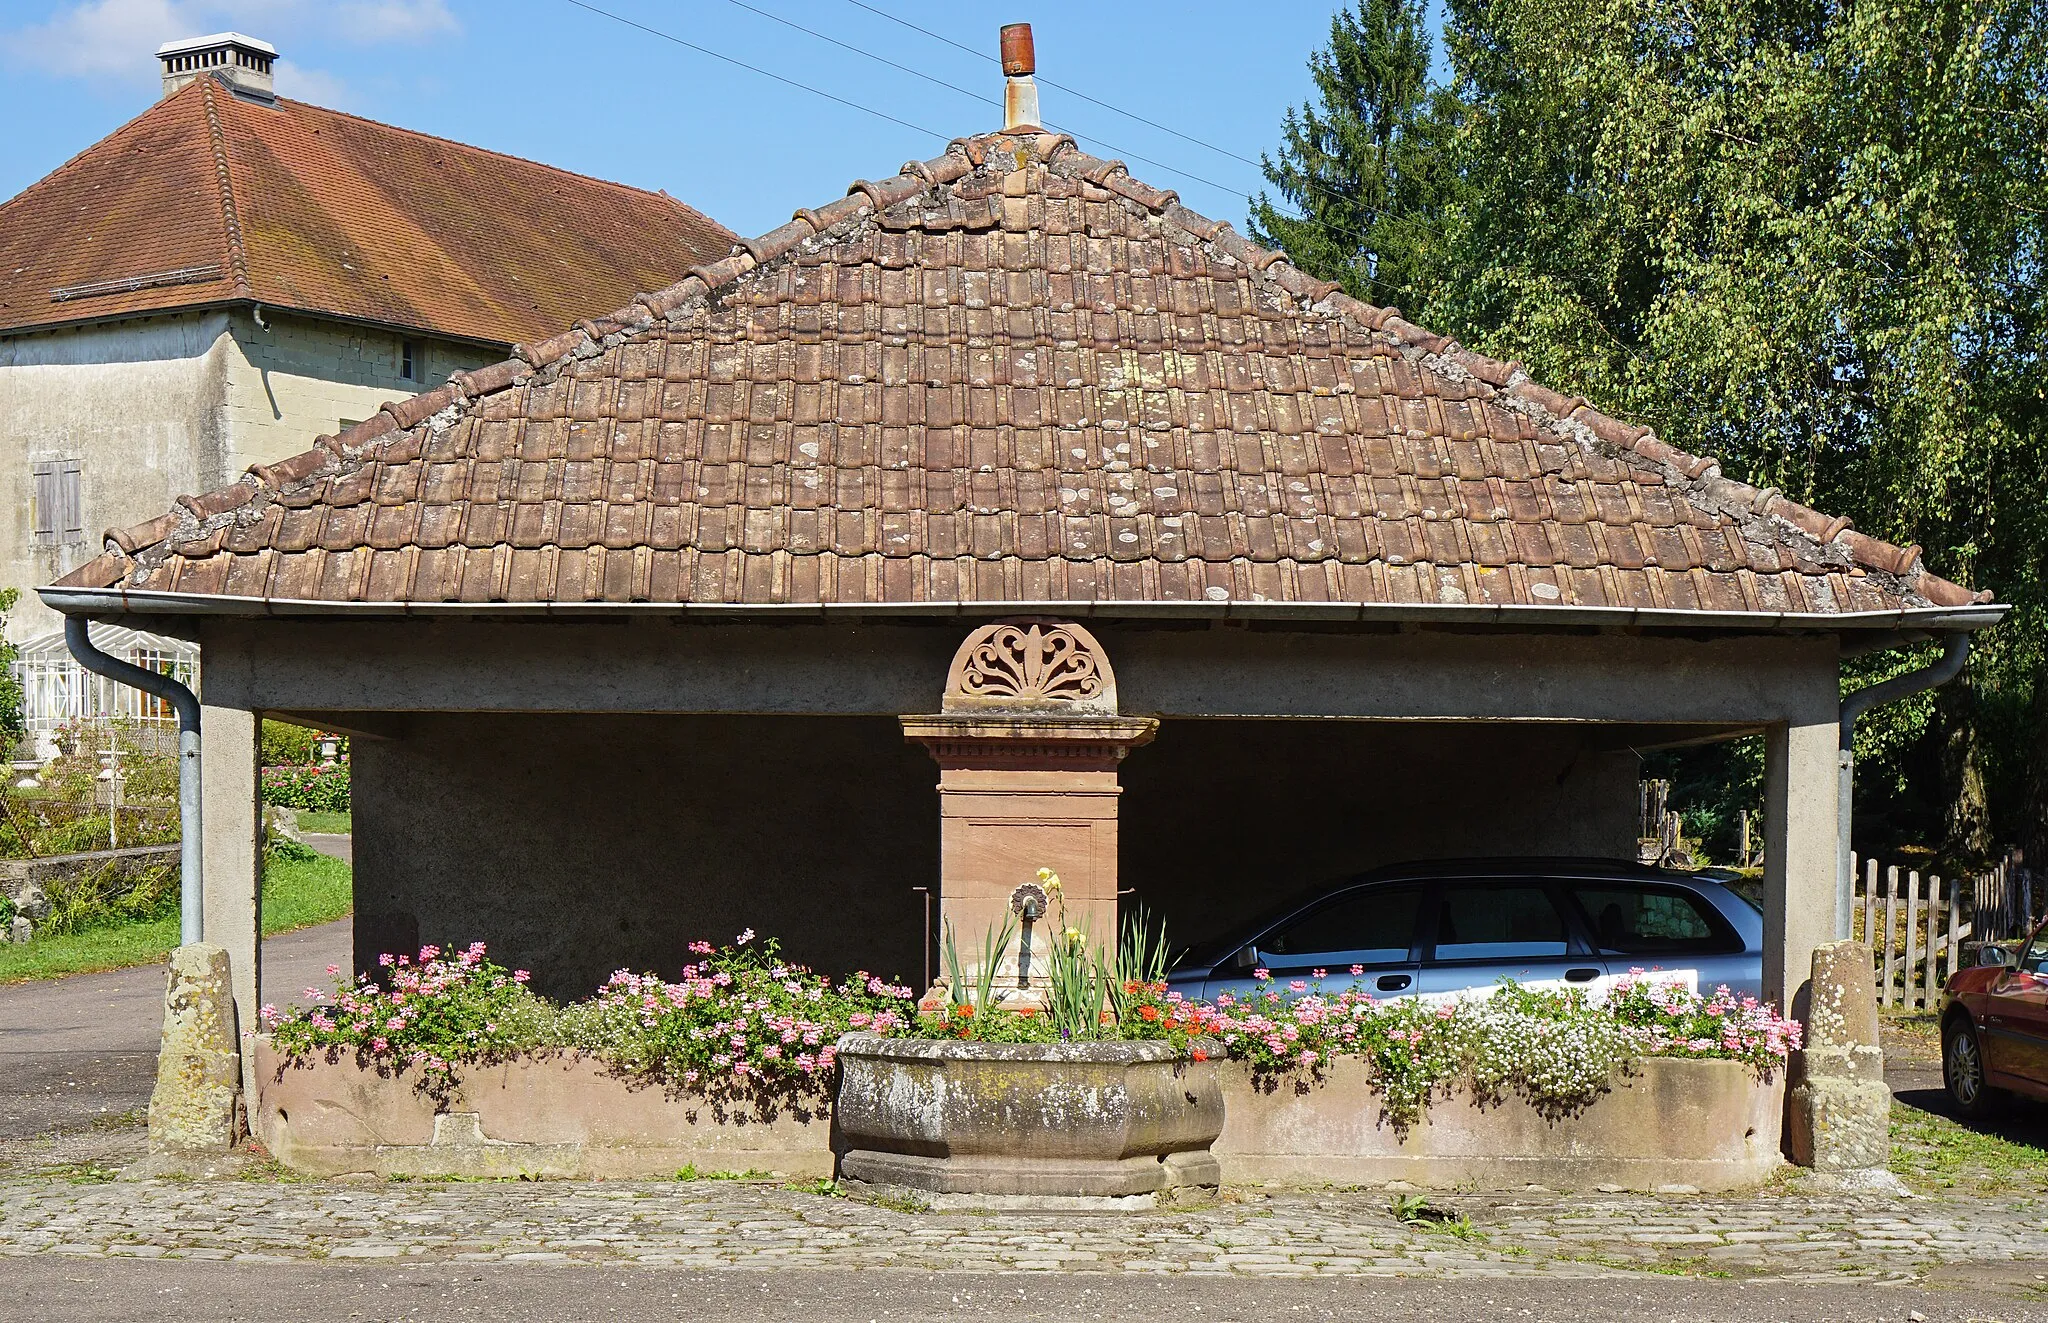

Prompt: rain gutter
xmin=62 ymin=615 xmax=204 ymax=944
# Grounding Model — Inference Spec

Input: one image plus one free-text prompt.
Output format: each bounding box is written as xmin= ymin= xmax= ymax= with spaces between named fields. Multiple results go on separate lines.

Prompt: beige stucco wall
xmin=218 ymin=309 xmax=495 ymax=483
xmin=0 ymin=313 xmax=231 ymax=643
xmin=2 ymin=307 xmax=495 ymax=645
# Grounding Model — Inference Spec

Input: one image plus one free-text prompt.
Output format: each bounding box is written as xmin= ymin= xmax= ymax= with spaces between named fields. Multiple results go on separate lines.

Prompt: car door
xmin=1414 ymin=879 xmax=1602 ymax=1002
xmin=1983 ymin=921 xmax=2048 ymax=1086
xmin=1205 ymin=884 xmax=1423 ymax=1001
xmin=1560 ymin=878 xmax=1753 ymax=999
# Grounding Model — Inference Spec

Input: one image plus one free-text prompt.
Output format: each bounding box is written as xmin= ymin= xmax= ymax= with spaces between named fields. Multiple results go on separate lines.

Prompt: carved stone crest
xmin=941 ymin=619 xmax=1118 ymax=715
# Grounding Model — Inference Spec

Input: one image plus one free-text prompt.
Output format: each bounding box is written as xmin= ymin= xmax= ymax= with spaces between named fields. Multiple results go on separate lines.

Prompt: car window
xmin=1569 ymin=883 xmax=1735 ymax=956
xmin=1432 ymin=883 xmax=1569 ymax=962
xmin=1263 ymin=887 xmax=1420 ymax=964
xmin=2019 ymin=926 xmax=2048 ymax=976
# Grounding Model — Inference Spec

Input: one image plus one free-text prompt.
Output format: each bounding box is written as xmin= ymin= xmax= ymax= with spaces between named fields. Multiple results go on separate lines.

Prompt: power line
xmin=556 ymin=0 xmax=1410 ymax=301
xmin=841 ymin=0 xmax=1269 ymax=174
xmin=718 ymin=0 xmax=1262 ymax=206
xmin=559 ymin=0 xmax=951 ymax=145
xmin=721 ymin=0 xmax=998 ymax=115
xmin=833 ymin=0 xmax=1423 ymax=262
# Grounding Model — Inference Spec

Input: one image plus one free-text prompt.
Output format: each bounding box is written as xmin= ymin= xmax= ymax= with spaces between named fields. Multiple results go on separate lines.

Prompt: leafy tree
xmin=1263 ymin=0 xmax=2047 ymax=866
xmin=1249 ymin=0 xmax=1450 ymax=309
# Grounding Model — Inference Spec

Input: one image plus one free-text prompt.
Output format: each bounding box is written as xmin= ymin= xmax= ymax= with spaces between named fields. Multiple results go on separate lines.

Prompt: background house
xmin=2 ymin=32 xmax=735 ymax=754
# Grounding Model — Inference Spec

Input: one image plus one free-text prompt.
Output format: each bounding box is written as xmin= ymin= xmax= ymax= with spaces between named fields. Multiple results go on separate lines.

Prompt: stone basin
xmin=832 ymin=1033 xmax=1223 ymax=1204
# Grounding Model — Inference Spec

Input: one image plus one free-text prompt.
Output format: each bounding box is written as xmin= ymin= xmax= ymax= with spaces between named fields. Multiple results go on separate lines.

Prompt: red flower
xmin=1137 ymin=1005 xmax=1160 ymax=1022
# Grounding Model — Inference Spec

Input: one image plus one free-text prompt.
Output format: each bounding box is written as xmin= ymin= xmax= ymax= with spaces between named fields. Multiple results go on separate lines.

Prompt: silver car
xmin=1166 ymin=858 xmax=1764 ymax=1003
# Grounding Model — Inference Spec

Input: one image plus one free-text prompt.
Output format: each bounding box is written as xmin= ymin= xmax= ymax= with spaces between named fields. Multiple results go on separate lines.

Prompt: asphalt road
xmin=0 ymin=834 xmax=353 ymax=1149
xmin=2 ymin=1260 xmax=2038 ymax=1323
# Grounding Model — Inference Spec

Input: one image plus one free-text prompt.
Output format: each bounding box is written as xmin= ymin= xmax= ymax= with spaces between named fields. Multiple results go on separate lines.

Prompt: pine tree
xmin=1250 ymin=0 xmax=1445 ymax=310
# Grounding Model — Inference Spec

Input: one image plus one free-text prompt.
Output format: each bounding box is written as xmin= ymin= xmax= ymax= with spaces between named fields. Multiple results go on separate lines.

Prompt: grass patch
xmin=0 ymin=851 xmax=352 ymax=984
xmin=1889 ymin=1098 xmax=2048 ymax=1195
xmin=294 ymin=811 xmax=352 ymax=835
xmin=784 ymin=1177 xmax=843 ymax=1198
xmin=261 ymin=850 xmax=353 ymax=934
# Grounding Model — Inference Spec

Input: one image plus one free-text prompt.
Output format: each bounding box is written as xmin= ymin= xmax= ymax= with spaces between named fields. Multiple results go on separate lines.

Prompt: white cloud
xmin=5 ymin=0 xmax=193 ymax=82
xmin=324 ymin=0 xmax=456 ymax=44
xmin=0 ymin=0 xmax=457 ymax=92
xmin=274 ymin=57 xmax=349 ymax=106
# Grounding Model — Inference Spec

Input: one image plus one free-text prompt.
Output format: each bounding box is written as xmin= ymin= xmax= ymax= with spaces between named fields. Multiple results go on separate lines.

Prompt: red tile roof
xmin=51 ymin=131 xmax=1992 ymax=622
xmin=0 ymin=76 xmax=735 ymax=344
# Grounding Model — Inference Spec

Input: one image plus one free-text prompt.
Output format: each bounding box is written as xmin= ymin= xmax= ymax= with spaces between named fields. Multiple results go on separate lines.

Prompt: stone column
xmin=903 ymin=621 xmax=1154 ymax=999
xmin=1763 ymin=718 xmax=1839 ymax=1021
xmin=1785 ymin=939 xmax=1899 ymax=1186
xmin=201 ymin=703 xmax=263 ymax=1101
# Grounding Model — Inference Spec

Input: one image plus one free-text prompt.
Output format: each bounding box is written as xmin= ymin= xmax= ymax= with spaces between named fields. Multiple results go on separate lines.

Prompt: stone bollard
xmin=1785 ymin=940 xmax=1899 ymax=1188
xmin=146 ymin=943 xmax=246 ymax=1154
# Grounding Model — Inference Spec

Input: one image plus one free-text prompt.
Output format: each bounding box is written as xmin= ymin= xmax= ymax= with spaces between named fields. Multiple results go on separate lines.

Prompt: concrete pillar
xmin=1763 ymin=718 xmax=1840 ymax=1020
xmin=200 ymin=704 xmax=262 ymax=1101
xmin=902 ymin=620 xmax=1153 ymax=999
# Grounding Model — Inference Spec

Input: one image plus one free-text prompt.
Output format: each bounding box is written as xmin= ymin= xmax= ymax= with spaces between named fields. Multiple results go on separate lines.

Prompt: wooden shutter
xmin=31 ymin=462 xmax=55 ymax=542
xmin=58 ymin=461 xmax=82 ymax=540
xmin=30 ymin=460 xmax=82 ymax=543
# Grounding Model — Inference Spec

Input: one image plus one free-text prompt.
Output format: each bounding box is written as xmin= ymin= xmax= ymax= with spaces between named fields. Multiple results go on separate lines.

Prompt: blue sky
xmin=0 ymin=0 xmax=1343 ymax=240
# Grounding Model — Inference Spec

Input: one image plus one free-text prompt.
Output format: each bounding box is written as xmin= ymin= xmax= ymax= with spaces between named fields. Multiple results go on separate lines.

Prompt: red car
xmin=1942 ymin=917 xmax=2048 ymax=1116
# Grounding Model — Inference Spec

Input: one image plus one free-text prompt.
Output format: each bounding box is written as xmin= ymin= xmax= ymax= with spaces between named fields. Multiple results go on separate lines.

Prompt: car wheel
xmin=1943 ymin=1017 xmax=2004 ymax=1119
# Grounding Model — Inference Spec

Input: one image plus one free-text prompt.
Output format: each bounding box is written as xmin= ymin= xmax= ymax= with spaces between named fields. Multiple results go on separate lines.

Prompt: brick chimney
xmin=157 ymin=33 xmax=276 ymax=102
xmin=1001 ymin=24 xmax=1040 ymax=132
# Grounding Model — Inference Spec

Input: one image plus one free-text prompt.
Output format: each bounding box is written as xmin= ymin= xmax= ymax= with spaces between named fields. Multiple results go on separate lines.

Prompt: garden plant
xmin=265 ymin=913 xmax=1800 ymax=1128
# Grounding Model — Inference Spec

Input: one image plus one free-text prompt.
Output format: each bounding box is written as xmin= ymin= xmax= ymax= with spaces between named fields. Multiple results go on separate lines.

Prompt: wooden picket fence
xmin=1850 ymin=853 xmax=2036 ymax=1011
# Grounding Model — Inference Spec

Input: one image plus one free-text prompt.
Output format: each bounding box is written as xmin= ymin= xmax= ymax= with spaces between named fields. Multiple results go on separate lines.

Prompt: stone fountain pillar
xmin=902 ymin=620 xmax=1154 ymax=999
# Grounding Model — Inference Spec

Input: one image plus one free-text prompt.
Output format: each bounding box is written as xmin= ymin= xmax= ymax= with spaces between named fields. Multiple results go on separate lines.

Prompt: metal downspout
xmin=1836 ymin=633 xmax=1971 ymax=939
xmin=63 ymin=615 xmax=204 ymax=944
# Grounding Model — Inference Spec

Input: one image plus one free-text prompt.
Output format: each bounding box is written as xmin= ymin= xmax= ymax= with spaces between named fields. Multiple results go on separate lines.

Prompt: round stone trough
xmin=832 ymin=1033 xmax=1223 ymax=1206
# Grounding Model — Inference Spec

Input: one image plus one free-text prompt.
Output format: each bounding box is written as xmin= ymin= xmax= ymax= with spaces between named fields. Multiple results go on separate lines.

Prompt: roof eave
xmin=36 ymin=585 xmax=2011 ymax=634
xmin=0 ymin=296 xmax=513 ymax=353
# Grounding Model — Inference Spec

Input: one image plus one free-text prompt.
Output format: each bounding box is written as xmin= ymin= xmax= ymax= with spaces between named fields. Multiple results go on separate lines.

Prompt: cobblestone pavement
xmin=4 ymin=1175 xmax=2047 ymax=1294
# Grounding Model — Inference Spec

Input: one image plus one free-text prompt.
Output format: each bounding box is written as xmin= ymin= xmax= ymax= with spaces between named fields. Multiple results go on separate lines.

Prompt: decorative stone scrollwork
xmin=942 ymin=619 xmax=1118 ymax=715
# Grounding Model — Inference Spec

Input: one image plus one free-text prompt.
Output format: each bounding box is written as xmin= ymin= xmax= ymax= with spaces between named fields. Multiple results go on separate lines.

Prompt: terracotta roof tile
xmin=60 ymin=131 xmax=1988 ymax=618
xmin=1 ymin=77 xmax=735 ymax=343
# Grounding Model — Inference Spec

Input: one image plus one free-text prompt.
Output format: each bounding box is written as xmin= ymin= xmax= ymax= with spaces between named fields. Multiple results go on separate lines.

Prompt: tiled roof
xmin=0 ymin=76 xmax=734 ymax=344
xmin=52 ymin=131 xmax=1991 ymax=620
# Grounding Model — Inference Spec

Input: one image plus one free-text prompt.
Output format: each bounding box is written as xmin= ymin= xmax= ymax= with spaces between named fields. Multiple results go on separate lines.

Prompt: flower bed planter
xmin=1213 ymin=1055 xmax=1785 ymax=1192
xmin=251 ymin=1039 xmax=835 ymax=1179
xmin=832 ymin=1034 xmax=1223 ymax=1205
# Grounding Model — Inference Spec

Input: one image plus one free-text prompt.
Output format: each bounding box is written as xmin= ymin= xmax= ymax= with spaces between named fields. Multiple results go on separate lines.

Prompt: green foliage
xmin=264 ymin=943 xmax=550 ymax=1098
xmin=554 ymin=935 xmax=913 ymax=1099
xmin=41 ymin=720 xmax=180 ymax=805
xmin=942 ymin=911 xmax=1015 ymax=1012
xmin=0 ymin=590 xmax=24 ymax=754
xmin=267 ymin=934 xmax=916 ymax=1103
xmin=1249 ymin=0 xmax=1450 ymax=306
xmin=1262 ymin=0 xmax=2048 ymax=858
xmin=261 ymin=764 xmax=351 ymax=812
xmin=1211 ymin=974 xmax=1798 ymax=1126
xmin=261 ymin=720 xmax=317 ymax=767
xmin=33 ymin=860 xmax=179 ymax=938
